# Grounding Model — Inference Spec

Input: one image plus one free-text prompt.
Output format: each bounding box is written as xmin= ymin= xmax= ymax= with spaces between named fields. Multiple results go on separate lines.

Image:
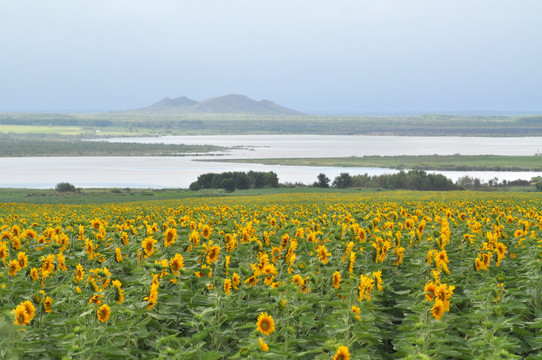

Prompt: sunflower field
xmin=0 ymin=192 xmax=541 ymax=359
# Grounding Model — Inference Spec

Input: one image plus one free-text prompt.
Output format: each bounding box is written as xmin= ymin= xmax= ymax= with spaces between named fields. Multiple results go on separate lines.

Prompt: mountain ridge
xmin=133 ymin=94 xmax=303 ymax=115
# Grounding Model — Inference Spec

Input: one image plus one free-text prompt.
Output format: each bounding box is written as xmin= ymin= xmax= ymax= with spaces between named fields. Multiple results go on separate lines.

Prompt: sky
xmin=1 ymin=1 xmax=541 ymax=114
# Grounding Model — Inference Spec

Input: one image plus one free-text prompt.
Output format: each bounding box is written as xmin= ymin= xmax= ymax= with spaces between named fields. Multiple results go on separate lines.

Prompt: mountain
xmin=134 ymin=94 xmax=303 ymax=115
xmin=136 ymin=96 xmax=198 ymax=112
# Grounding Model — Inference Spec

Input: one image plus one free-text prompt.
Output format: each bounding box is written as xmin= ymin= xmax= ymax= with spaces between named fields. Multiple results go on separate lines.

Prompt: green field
xmin=2 ymin=112 xmax=542 ymax=136
xmin=0 ymin=124 xmax=84 ymax=135
xmin=209 ymin=155 xmax=542 ymax=172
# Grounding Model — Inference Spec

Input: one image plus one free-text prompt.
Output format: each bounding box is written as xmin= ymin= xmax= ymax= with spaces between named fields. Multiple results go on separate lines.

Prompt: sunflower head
xmin=13 ymin=304 xmax=30 ymax=326
xmin=333 ymin=346 xmax=351 ymax=360
xmin=97 ymin=304 xmax=111 ymax=323
xmin=431 ymin=299 xmax=445 ymax=320
xmin=256 ymin=312 xmax=275 ymax=336
xmin=22 ymin=300 xmax=36 ymax=321
xmin=332 ymin=271 xmax=342 ymax=289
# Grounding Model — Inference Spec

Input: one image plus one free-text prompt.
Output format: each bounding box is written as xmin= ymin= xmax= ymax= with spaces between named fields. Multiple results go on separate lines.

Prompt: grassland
xmin=2 ymin=112 xmax=542 ymax=136
xmin=0 ymin=185 xmax=539 ymax=206
xmin=209 ymin=155 xmax=542 ymax=172
xmin=0 ymin=134 xmax=228 ymax=157
xmin=0 ymin=187 xmax=385 ymax=205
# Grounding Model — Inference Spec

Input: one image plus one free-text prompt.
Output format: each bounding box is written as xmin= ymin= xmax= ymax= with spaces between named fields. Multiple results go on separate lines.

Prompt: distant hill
xmin=134 ymin=94 xmax=303 ymax=115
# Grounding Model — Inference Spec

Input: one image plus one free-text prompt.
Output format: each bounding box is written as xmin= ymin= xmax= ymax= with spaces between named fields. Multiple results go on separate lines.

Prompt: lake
xmin=0 ymin=135 xmax=540 ymax=188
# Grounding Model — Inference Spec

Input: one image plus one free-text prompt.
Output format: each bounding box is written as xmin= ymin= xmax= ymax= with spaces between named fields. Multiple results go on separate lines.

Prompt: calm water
xmin=1 ymin=135 xmax=540 ymax=188
xmin=102 ymin=135 xmax=542 ymax=157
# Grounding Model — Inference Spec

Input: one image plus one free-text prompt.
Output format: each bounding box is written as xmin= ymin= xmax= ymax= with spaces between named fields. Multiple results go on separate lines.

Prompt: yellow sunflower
xmin=43 ymin=296 xmax=53 ymax=313
xmin=13 ymin=304 xmax=30 ymax=326
xmin=431 ymin=299 xmax=445 ymax=321
xmin=164 ymin=228 xmax=177 ymax=247
xmin=206 ymin=245 xmax=220 ymax=264
xmin=224 ymin=278 xmax=232 ymax=295
xmin=332 ymin=271 xmax=342 ymax=289
xmin=201 ymin=224 xmax=212 ymax=239
xmin=112 ymin=280 xmax=124 ymax=304
xmin=8 ymin=259 xmax=20 ymax=276
xmin=170 ymin=253 xmax=185 ymax=275
xmin=30 ymin=267 xmax=39 ymax=282
xmin=17 ymin=251 xmax=28 ymax=269
xmin=333 ymin=345 xmax=350 ymax=360
xmin=424 ymin=281 xmax=438 ymax=301
xmin=316 ymin=244 xmax=331 ymax=264
xmin=22 ymin=300 xmax=36 ymax=322
xmin=141 ymin=236 xmax=157 ymax=257
xmin=258 ymin=337 xmax=269 ymax=352
xmin=115 ymin=248 xmax=123 ymax=263
xmin=97 ymin=304 xmax=111 ymax=323
xmin=232 ymin=272 xmax=240 ymax=289
xmin=256 ymin=312 xmax=275 ymax=336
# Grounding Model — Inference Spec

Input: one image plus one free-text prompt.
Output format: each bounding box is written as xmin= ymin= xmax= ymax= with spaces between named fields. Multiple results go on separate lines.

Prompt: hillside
xmin=133 ymin=94 xmax=303 ymax=115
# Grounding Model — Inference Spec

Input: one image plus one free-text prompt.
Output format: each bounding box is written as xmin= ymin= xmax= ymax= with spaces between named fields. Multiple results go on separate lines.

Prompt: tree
xmin=189 ymin=181 xmax=201 ymax=191
xmin=221 ymin=178 xmax=236 ymax=193
xmin=55 ymin=182 xmax=76 ymax=192
xmin=333 ymin=173 xmax=352 ymax=189
xmin=314 ymin=173 xmax=330 ymax=188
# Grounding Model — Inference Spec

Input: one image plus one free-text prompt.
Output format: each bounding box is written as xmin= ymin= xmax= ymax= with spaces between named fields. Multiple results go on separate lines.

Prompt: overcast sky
xmin=1 ymin=1 xmax=541 ymax=114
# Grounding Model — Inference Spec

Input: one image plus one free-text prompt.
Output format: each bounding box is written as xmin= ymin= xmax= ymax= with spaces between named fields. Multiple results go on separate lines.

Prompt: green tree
xmin=314 ymin=173 xmax=330 ymax=188
xmin=333 ymin=173 xmax=352 ymax=189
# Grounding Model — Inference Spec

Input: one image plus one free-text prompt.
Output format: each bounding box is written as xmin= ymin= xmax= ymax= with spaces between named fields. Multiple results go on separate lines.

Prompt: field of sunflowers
xmin=0 ymin=191 xmax=541 ymax=359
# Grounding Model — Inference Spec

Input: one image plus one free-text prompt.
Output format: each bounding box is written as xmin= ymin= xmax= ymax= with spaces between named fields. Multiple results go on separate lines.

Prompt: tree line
xmin=189 ymin=171 xmax=279 ymax=192
xmin=314 ymin=170 xmax=457 ymax=191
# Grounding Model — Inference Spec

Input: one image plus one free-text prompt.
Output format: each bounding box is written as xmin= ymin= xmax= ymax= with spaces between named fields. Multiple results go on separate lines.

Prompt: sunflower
xmin=57 ymin=253 xmax=68 ymax=271
xmin=17 ymin=251 xmax=28 ymax=269
xmin=13 ymin=304 xmax=30 ymax=326
xmin=206 ymin=245 xmax=220 ymax=264
xmin=170 ymin=253 xmax=185 ymax=275
xmin=75 ymin=264 xmax=85 ymax=282
xmin=145 ymin=282 xmax=159 ymax=310
xmin=316 ymin=244 xmax=331 ymax=264
xmin=163 ymin=228 xmax=177 ymax=247
xmin=185 ymin=230 xmax=198 ymax=246
xmin=424 ymin=281 xmax=437 ymax=301
xmin=256 ymin=312 xmax=275 ymax=336
xmin=41 ymin=254 xmax=56 ymax=273
xmin=43 ymin=296 xmax=53 ymax=313
xmin=115 ymin=248 xmax=123 ymax=263
xmin=8 ymin=259 xmax=20 ymax=276
xmin=201 ymin=224 xmax=212 ymax=239
xmin=280 ymin=234 xmax=289 ymax=250
xmin=431 ymin=299 xmax=445 ymax=320
xmin=224 ymin=278 xmax=232 ymax=295
xmin=0 ymin=241 xmax=8 ymax=261
xmin=332 ymin=271 xmax=342 ymax=289
xmin=142 ymin=237 xmax=157 ymax=257
xmin=332 ymin=345 xmax=350 ymax=360
xmin=22 ymin=300 xmax=36 ymax=322
xmin=97 ymin=304 xmax=111 ymax=323
xmin=89 ymin=294 xmax=103 ymax=305
xmin=30 ymin=267 xmax=39 ymax=282
xmin=112 ymin=280 xmax=124 ymax=304
xmin=232 ymin=272 xmax=240 ymax=289
xmin=351 ymin=306 xmax=362 ymax=321
xmin=258 ymin=337 xmax=269 ymax=352
xmin=244 ymin=275 xmax=259 ymax=287
xmin=358 ymin=228 xmax=367 ymax=242
xmin=372 ymin=270 xmax=383 ymax=291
